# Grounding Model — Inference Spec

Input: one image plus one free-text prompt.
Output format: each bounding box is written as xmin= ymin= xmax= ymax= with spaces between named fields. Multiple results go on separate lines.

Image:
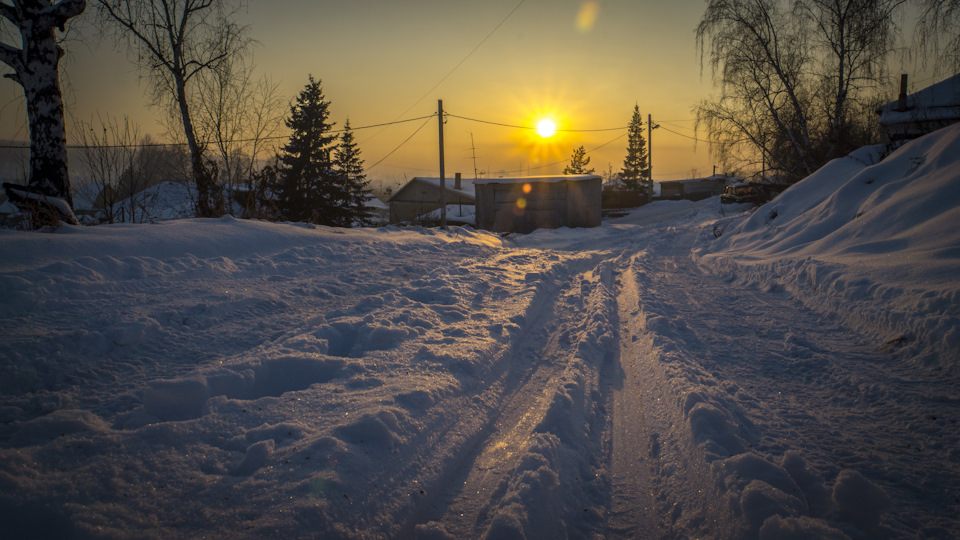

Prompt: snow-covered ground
xmin=1 ymin=124 xmax=959 ymax=539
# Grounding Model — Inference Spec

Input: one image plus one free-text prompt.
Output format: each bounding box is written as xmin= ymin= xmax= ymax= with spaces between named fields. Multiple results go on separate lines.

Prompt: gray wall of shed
xmin=475 ymin=178 xmax=600 ymax=233
xmin=389 ymin=181 xmax=474 ymax=223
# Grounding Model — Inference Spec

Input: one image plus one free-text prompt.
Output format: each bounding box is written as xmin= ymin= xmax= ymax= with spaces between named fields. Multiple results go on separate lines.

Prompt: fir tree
xmin=563 ymin=145 xmax=595 ymax=175
xmin=276 ymin=75 xmax=338 ymax=223
xmin=331 ymin=119 xmax=372 ymax=227
xmin=621 ymin=105 xmax=651 ymax=201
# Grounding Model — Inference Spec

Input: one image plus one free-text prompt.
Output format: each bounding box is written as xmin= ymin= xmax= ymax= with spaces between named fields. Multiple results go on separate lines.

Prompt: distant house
xmin=474 ymin=175 xmax=601 ymax=234
xmin=877 ymin=74 xmax=960 ymax=142
xmin=387 ymin=175 xmax=476 ymax=224
xmin=658 ymin=175 xmax=734 ymax=201
xmin=364 ymin=194 xmax=389 ymax=225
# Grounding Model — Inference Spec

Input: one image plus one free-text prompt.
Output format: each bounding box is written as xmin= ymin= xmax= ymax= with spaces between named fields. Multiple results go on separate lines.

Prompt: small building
xmin=364 ymin=194 xmax=389 ymax=226
xmin=474 ymin=174 xmax=601 ymax=234
xmin=387 ymin=175 xmax=476 ymax=224
xmin=658 ymin=175 xmax=733 ymax=201
xmin=877 ymin=73 xmax=960 ymax=142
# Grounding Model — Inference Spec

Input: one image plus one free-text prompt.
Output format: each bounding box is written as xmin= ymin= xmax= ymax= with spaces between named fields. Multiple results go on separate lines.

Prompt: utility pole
xmin=647 ymin=114 xmax=656 ymax=181
xmin=469 ymin=132 xmax=479 ymax=179
xmin=438 ymin=99 xmax=447 ymax=229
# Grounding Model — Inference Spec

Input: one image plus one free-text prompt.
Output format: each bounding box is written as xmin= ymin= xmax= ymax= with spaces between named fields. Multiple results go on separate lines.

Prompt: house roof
xmin=473 ymin=174 xmax=601 ymax=186
xmin=878 ymin=73 xmax=960 ymax=128
xmin=364 ymin=194 xmax=388 ymax=210
xmin=387 ymin=176 xmax=477 ymax=203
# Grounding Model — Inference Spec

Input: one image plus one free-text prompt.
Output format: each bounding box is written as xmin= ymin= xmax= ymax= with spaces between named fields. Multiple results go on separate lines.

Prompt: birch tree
xmin=96 ymin=0 xmax=249 ymax=217
xmin=696 ymin=0 xmax=904 ymax=181
xmin=915 ymin=0 xmax=960 ymax=73
xmin=0 ymin=0 xmax=86 ymax=206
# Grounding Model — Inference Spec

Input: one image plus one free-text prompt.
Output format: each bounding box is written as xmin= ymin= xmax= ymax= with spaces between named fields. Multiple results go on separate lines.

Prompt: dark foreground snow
xmin=1 ymin=125 xmax=959 ymax=538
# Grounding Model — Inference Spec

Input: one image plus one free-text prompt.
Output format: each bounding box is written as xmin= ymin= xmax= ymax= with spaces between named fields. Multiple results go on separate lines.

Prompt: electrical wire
xmin=446 ymin=113 xmax=627 ymax=132
xmin=658 ymin=124 xmax=712 ymax=143
xmin=0 ymin=114 xmax=438 ymax=150
xmin=394 ymin=0 xmax=527 ymax=120
xmin=499 ymin=131 xmax=628 ymax=174
xmin=367 ymin=114 xmax=436 ymax=170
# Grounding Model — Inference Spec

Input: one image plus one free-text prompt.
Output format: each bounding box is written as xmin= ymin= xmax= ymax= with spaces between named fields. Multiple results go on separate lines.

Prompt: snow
xmin=419 ymin=204 xmax=476 ymax=225
xmin=1 ymin=124 xmax=959 ymax=538
xmin=878 ymin=73 xmax=960 ymax=130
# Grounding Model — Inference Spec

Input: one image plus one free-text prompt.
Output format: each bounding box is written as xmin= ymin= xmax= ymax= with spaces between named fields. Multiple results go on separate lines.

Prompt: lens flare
xmin=576 ymin=1 xmax=599 ymax=33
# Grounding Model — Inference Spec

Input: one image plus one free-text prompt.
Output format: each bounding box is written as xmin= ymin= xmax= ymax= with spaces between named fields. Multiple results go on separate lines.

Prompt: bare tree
xmin=798 ymin=0 xmax=904 ymax=158
xmin=95 ymin=0 xmax=250 ymax=217
xmin=193 ymin=53 xmax=285 ymax=217
xmin=914 ymin=0 xmax=960 ymax=74
xmin=74 ymin=115 xmax=138 ymax=223
xmin=0 ymin=0 xmax=86 ymax=206
xmin=74 ymin=117 xmax=185 ymax=223
xmin=696 ymin=0 xmax=905 ymax=181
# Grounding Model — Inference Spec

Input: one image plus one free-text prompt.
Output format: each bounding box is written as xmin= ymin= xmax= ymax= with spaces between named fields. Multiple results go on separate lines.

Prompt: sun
xmin=536 ymin=119 xmax=557 ymax=138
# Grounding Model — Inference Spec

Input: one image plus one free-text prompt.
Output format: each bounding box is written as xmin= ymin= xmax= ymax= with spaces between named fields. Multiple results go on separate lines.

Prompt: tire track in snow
xmin=604 ymin=251 xmax=727 ymax=538
xmin=604 ymin=254 xmax=661 ymax=537
xmin=403 ymin=252 xmax=615 ymax=538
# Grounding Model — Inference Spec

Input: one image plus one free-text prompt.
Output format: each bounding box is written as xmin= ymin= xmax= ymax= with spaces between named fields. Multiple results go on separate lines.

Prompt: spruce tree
xmin=331 ymin=119 xmax=372 ymax=227
xmin=621 ymin=105 xmax=651 ymax=201
xmin=276 ymin=75 xmax=338 ymax=223
xmin=563 ymin=145 xmax=595 ymax=175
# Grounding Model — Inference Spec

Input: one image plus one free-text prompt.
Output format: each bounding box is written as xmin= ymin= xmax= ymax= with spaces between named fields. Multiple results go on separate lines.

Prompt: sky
xmin=0 ymin=0 xmax=864 ymax=188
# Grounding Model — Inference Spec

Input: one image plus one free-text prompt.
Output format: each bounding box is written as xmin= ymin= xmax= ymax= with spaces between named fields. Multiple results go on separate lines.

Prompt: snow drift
xmin=697 ymin=122 xmax=960 ymax=375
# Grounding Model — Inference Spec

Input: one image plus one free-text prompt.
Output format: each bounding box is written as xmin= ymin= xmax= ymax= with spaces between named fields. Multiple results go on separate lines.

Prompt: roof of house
xmin=878 ymin=73 xmax=960 ymax=127
xmin=473 ymin=174 xmax=601 ymax=186
xmin=364 ymin=194 xmax=388 ymax=210
xmin=387 ymin=176 xmax=477 ymax=202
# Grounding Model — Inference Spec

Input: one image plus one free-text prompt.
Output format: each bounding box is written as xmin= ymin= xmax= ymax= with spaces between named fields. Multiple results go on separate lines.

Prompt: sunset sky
xmin=1 ymin=0 xmax=915 ymax=188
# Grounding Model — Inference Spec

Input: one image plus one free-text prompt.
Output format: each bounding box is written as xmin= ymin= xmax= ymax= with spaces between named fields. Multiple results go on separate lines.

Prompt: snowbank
xmin=696 ymin=122 xmax=960 ymax=374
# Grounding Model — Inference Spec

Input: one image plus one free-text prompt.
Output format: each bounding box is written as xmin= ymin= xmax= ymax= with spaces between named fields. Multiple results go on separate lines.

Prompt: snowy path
xmin=1 ymin=206 xmax=958 ymax=538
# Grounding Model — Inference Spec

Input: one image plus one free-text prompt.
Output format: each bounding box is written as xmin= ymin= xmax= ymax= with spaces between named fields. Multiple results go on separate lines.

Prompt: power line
xmin=394 ymin=0 xmax=527 ymax=120
xmin=367 ymin=114 xmax=436 ymax=170
xmin=658 ymin=125 xmax=712 ymax=143
xmin=500 ymin=131 xmax=628 ymax=174
xmin=446 ymin=113 xmax=627 ymax=132
xmin=0 ymin=114 xmax=437 ymax=150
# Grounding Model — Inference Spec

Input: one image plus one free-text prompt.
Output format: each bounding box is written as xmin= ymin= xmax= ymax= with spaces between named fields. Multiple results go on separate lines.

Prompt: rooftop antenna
xmin=469 ymin=132 xmax=479 ymax=179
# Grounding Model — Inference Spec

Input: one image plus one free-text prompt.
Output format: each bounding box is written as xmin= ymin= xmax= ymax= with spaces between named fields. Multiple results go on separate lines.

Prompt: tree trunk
xmin=174 ymin=72 xmax=211 ymax=217
xmin=19 ymin=4 xmax=76 ymax=208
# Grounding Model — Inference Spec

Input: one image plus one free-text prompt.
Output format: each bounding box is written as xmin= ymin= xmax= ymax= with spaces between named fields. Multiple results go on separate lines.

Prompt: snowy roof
xmin=364 ymin=194 xmax=388 ymax=210
xmin=878 ymin=73 xmax=960 ymax=128
xmin=387 ymin=176 xmax=477 ymax=202
xmin=473 ymin=174 xmax=600 ymax=186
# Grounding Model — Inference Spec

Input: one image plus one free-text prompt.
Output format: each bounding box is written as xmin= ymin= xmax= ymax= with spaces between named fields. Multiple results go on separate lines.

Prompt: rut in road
xmin=406 ymin=253 xmax=620 ymax=538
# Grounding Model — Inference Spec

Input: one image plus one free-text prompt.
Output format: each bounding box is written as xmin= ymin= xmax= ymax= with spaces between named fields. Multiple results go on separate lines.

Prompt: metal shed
xmin=474 ymin=175 xmax=601 ymax=234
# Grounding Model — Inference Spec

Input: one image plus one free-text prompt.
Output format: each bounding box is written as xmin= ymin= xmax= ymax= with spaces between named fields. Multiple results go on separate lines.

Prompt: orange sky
xmin=2 ymin=1 xmax=733 ymax=188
